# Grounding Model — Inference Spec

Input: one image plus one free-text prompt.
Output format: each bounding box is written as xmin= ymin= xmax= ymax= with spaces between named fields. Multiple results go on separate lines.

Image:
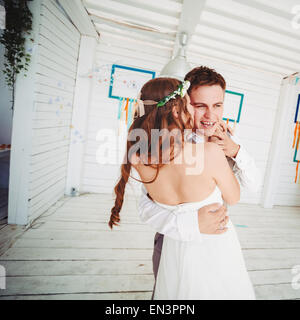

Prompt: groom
xmin=138 ymin=66 xmax=261 ymax=299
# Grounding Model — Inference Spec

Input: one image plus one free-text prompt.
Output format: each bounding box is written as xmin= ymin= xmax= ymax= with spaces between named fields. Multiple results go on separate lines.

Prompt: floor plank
xmin=0 ymin=260 xmax=153 ymax=276
xmin=0 ymin=292 xmax=152 ymax=300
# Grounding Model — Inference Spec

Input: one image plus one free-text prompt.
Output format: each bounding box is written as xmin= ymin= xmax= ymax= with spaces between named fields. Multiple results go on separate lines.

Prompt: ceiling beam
xmin=233 ymin=0 xmax=293 ymax=20
xmin=58 ymin=0 xmax=98 ymax=37
xmin=172 ymin=0 xmax=207 ymax=58
xmin=109 ymin=0 xmax=181 ymax=19
xmin=90 ymin=14 xmax=176 ymax=42
xmin=194 ymin=28 xmax=300 ymax=66
xmin=205 ymin=0 xmax=300 ymax=40
xmin=83 ymin=0 xmax=177 ymax=32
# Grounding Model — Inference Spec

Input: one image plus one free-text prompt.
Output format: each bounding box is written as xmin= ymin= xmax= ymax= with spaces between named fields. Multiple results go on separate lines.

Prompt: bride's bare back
xmin=134 ymin=141 xmax=240 ymax=206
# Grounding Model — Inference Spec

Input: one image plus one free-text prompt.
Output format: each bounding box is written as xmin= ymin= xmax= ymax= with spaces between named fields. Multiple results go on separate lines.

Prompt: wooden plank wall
xmin=28 ymin=0 xmax=80 ymax=222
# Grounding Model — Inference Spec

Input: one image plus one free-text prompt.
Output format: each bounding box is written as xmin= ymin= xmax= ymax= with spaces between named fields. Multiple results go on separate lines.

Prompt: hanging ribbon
xmin=117 ymin=97 xmax=124 ymax=120
xmin=296 ymin=122 xmax=300 ymax=151
xmin=127 ymin=99 xmax=133 ymax=130
xmin=117 ymin=98 xmax=126 ymax=136
xmin=293 ymin=121 xmax=299 ymax=148
xmin=292 ymin=121 xmax=300 ymax=184
xmin=233 ymin=120 xmax=236 ymax=133
xmin=226 ymin=118 xmax=229 ymax=125
xmin=124 ymin=98 xmax=129 ymax=126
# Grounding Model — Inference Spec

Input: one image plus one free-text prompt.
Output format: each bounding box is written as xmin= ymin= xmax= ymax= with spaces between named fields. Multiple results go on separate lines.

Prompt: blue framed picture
xmin=222 ymin=90 xmax=244 ymax=123
xmin=294 ymin=148 xmax=299 ymax=163
xmin=109 ymin=64 xmax=156 ymax=100
xmin=294 ymin=94 xmax=300 ymax=124
xmin=293 ymin=94 xmax=300 ymax=163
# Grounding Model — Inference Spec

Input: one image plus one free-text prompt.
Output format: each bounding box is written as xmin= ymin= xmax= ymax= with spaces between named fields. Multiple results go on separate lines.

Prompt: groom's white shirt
xmin=138 ymin=132 xmax=261 ymax=241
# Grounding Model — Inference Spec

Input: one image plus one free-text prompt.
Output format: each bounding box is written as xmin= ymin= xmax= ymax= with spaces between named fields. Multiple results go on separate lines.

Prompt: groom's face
xmin=190 ymin=85 xmax=225 ymax=136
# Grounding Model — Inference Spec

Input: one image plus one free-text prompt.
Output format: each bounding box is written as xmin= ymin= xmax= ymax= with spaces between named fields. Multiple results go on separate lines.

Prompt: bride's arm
xmin=206 ymin=142 xmax=240 ymax=205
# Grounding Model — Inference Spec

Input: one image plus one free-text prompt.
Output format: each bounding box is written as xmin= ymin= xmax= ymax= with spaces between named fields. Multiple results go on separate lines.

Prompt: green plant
xmin=0 ymin=0 xmax=33 ymax=111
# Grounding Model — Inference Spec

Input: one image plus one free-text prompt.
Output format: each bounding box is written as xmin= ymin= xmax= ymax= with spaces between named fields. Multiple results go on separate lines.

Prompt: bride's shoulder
xmin=204 ymin=142 xmax=226 ymax=166
xmin=204 ymin=141 xmax=222 ymax=152
xmin=184 ymin=140 xmax=219 ymax=151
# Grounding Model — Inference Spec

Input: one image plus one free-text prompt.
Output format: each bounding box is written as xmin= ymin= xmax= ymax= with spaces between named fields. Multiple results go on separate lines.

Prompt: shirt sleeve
xmin=138 ymin=186 xmax=201 ymax=242
xmin=229 ymin=134 xmax=262 ymax=192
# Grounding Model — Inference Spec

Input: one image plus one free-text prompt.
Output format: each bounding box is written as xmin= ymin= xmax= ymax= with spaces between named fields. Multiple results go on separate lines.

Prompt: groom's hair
xmin=184 ymin=66 xmax=226 ymax=93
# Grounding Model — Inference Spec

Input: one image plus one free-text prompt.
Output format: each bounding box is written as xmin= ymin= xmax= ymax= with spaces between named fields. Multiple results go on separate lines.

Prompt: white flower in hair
xmin=157 ymin=80 xmax=191 ymax=107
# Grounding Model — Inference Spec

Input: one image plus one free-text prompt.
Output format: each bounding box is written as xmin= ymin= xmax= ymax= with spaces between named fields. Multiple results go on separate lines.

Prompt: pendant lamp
xmin=160 ymin=32 xmax=191 ymax=80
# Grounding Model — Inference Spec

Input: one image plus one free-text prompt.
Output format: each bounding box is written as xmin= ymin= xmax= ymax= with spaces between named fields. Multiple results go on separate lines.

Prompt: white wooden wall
xmin=24 ymin=0 xmax=80 ymax=223
xmin=80 ymin=31 xmax=286 ymax=205
xmin=28 ymin=0 xmax=80 ymax=221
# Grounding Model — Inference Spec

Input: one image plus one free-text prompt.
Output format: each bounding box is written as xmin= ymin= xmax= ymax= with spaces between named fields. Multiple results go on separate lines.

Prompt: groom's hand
xmin=197 ymin=203 xmax=229 ymax=234
xmin=209 ymin=121 xmax=240 ymax=158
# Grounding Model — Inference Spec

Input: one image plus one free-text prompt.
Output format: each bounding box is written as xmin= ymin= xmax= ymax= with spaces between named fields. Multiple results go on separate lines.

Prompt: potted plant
xmin=0 ymin=0 xmax=33 ymax=111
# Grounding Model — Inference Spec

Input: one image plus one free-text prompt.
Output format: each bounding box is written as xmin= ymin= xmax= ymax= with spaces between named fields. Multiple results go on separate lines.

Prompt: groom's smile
xmin=190 ymin=84 xmax=225 ymax=136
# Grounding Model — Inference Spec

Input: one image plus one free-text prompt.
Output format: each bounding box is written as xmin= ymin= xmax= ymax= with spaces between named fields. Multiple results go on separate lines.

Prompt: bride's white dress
xmin=153 ymin=186 xmax=256 ymax=300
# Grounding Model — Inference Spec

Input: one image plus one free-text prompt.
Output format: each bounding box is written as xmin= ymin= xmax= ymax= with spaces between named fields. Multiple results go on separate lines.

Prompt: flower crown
xmin=156 ymin=80 xmax=191 ymax=107
xmin=136 ymin=80 xmax=190 ymax=117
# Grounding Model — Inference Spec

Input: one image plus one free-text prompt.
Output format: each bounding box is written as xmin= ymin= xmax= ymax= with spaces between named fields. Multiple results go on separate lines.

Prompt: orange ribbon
xmin=125 ymin=98 xmax=129 ymax=124
xmin=226 ymin=118 xmax=229 ymax=125
xmin=293 ymin=121 xmax=299 ymax=148
xmin=295 ymin=162 xmax=299 ymax=183
xmin=296 ymin=123 xmax=300 ymax=151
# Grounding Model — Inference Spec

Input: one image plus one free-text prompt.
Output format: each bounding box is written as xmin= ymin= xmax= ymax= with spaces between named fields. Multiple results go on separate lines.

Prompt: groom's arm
xmin=228 ymin=134 xmax=261 ymax=193
xmin=138 ymin=185 xmax=200 ymax=242
xmin=211 ymin=125 xmax=261 ymax=193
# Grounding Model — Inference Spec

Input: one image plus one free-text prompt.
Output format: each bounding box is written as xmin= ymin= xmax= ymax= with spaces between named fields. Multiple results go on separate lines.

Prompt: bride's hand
xmin=209 ymin=123 xmax=240 ymax=158
xmin=218 ymin=119 xmax=235 ymax=136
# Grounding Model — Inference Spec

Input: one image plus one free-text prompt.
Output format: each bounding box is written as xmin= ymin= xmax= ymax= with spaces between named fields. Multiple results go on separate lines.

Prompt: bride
xmin=108 ymin=77 xmax=255 ymax=300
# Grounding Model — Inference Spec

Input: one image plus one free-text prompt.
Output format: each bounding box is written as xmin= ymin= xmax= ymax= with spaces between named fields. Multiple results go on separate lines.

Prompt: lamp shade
xmin=160 ymin=55 xmax=191 ymax=80
xmin=159 ymin=32 xmax=191 ymax=80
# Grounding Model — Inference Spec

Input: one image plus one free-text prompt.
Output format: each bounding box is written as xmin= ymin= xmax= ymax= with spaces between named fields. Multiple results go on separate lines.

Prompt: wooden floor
xmin=0 ymin=193 xmax=300 ymax=300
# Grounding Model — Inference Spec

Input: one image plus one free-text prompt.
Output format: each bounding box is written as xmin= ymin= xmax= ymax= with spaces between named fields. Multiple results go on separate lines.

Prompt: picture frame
xmin=109 ymin=64 xmax=156 ymax=100
xmin=222 ymin=90 xmax=244 ymax=123
xmin=293 ymin=94 xmax=300 ymax=163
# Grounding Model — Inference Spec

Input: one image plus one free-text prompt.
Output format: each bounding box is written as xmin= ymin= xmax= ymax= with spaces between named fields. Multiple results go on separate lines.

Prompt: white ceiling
xmin=82 ymin=0 xmax=300 ymax=77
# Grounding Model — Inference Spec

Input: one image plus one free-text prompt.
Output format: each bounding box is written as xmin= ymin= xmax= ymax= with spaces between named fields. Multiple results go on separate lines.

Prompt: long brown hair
xmin=108 ymin=77 xmax=193 ymax=229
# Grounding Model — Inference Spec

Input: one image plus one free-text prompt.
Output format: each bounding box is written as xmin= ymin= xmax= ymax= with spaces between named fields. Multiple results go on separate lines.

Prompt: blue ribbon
xmin=127 ymin=99 xmax=133 ymax=130
xmin=117 ymin=98 xmax=123 ymax=120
